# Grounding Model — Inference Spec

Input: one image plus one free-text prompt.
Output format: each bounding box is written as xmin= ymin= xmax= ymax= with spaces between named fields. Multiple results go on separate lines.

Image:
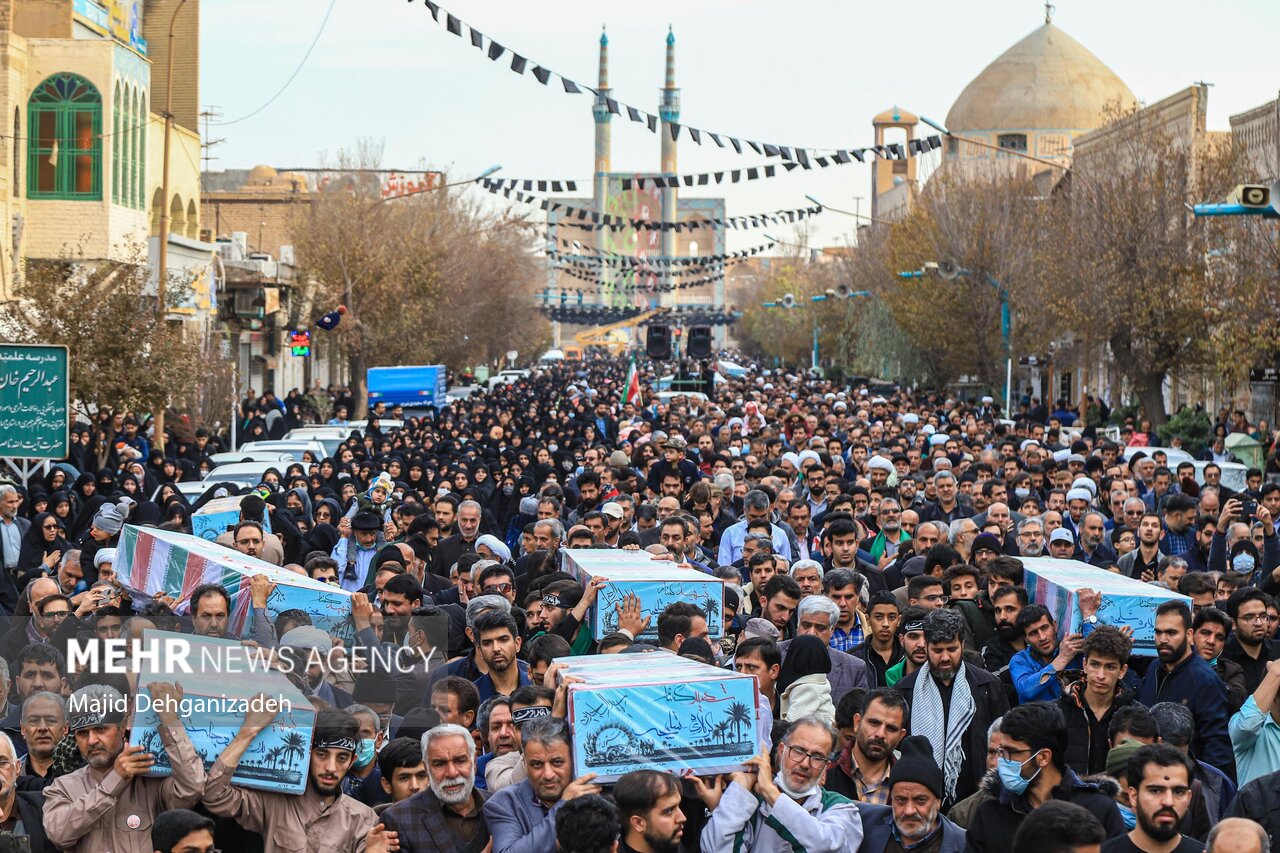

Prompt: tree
xmin=1043 ymin=104 xmax=1240 ymax=427
xmin=735 ymin=237 xmax=841 ymax=367
xmin=292 ymin=142 xmax=549 ymax=417
xmin=0 ymin=253 xmax=207 ymax=420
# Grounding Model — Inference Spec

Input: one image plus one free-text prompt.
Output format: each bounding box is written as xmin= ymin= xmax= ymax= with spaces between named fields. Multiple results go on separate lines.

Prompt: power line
xmin=213 ymin=0 xmax=338 ymax=126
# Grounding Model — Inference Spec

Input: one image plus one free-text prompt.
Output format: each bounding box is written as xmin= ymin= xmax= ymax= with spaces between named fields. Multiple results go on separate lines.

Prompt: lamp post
xmin=761 ymin=289 xmax=871 ymax=371
xmin=152 ymin=0 xmax=189 ymax=454
xmin=899 ymin=262 xmax=1012 ymax=414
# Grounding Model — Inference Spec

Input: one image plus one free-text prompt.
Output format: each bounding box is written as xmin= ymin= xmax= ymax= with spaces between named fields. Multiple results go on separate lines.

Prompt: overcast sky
xmin=201 ymin=0 xmax=1280 ymax=248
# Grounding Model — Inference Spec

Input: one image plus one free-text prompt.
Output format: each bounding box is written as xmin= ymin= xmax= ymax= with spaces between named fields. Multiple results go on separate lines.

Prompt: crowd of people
xmin=0 ymin=354 xmax=1279 ymax=852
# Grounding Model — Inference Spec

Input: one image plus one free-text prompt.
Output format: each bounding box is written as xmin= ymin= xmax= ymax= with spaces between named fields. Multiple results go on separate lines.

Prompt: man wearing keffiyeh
xmin=896 ymin=609 xmax=1010 ymax=808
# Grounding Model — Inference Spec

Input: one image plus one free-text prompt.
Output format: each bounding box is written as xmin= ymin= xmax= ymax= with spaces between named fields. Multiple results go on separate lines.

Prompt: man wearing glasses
xmin=700 ymin=715 xmax=863 ymax=852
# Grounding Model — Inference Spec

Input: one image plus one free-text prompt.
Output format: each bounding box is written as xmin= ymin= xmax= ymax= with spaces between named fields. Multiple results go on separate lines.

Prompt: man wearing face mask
xmin=966 ymin=702 xmax=1126 ymax=852
xmin=698 ymin=715 xmax=863 ymax=852
xmin=342 ymin=703 xmax=393 ymax=806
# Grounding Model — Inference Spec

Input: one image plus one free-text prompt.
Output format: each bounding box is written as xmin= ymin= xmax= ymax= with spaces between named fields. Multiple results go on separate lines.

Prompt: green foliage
xmin=1157 ymin=407 xmax=1212 ymax=454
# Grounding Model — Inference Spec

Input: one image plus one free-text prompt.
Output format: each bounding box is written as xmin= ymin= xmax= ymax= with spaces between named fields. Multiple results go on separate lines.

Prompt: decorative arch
xmin=169 ymin=192 xmax=185 ymax=236
xmin=129 ymin=86 xmax=139 ymax=209
xmin=112 ymin=81 xmax=120 ymax=204
xmin=138 ymin=92 xmax=147 ymax=210
xmin=150 ymin=186 xmax=163 ymax=234
xmin=186 ymin=198 xmax=197 ymax=238
xmin=27 ymin=73 xmax=102 ymax=199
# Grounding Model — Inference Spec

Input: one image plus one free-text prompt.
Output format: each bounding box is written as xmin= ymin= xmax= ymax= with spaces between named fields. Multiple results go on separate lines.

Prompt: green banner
xmin=0 ymin=344 xmax=69 ymax=459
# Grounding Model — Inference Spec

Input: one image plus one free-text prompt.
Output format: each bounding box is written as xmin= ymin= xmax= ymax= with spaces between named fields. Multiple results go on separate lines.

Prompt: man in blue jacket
xmin=1138 ymin=600 xmax=1234 ymax=776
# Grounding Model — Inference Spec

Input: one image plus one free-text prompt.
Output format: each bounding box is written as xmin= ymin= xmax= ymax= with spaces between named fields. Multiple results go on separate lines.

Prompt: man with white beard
xmin=380 ymin=724 xmax=491 ymax=852
xmin=701 ymin=715 xmax=864 ymax=852
xmin=848 ymin=736 xmax=967 ymax=851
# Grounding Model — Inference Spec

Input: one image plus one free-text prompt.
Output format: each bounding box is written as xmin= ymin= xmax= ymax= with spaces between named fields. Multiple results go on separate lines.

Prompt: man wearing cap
xmin=205 ymin=704 xmax=386 ymax=853
xmin=853 ymin=735 xmax=967 ymax=852
xmin=44 ymin=681 xmax=204 ymax=853
xmin=333 ymin=511 xmax=384 ymax=593
xmin=599 ymin=502 xmax=625 ymax=547
xmin=646 ymin=434 xmax=699 ymax=498
xmin=1049 ymin=528 xmax=1078 ymax=560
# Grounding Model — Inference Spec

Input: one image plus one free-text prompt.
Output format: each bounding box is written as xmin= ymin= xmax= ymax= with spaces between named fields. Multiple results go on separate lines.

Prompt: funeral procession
xmin=0 ymin=0 xmax=1279 ymax=851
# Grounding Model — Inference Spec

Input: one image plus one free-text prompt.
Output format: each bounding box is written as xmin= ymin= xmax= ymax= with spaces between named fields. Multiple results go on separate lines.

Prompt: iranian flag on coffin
xmin=115 ymin=525 xmax=355 ymax=644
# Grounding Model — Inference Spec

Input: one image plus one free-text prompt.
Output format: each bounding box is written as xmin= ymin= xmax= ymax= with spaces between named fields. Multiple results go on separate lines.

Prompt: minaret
xmin=592 ymin=26 xmax=612 ymax=304
xmin=658 ymin=25 xmax=680 ymax=308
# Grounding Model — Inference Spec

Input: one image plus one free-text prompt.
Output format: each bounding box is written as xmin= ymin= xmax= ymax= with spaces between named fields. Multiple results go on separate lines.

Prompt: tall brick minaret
xmin=591 ymin=26 xmax=612 ymax=303
xmin=658 ymin=26 xmax=679 ymax=307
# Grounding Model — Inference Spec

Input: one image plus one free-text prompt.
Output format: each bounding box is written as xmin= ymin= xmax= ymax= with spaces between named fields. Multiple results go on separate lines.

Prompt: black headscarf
xmin=776 ymin=634 xmax=832 ymax=696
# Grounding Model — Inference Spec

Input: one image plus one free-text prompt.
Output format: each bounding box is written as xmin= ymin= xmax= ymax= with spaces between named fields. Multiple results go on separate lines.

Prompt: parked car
xmin=238 ymin=440 xmax=329 ymax=463
xmin=207 ymin=451 xmax=298 ymax=466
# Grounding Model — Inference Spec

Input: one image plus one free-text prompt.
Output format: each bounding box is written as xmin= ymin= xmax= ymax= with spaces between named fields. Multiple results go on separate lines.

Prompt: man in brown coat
xmin=204 ymin=702 xmax=393 ymax=853
xmin=44 ymin=682 xmax=205 ymax=853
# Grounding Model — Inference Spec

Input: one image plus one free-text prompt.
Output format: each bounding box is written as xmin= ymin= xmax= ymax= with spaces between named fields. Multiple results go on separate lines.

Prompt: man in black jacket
xmin=1057 ymin=626 xmax=1136 ymax=776
xmin=967 ymin=702 xmax=1126 ymax=852
xmin=898 ymin=608 xmax=1009 ymax=808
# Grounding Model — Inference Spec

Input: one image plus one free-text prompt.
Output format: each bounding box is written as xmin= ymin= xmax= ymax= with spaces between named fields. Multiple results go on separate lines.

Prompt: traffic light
xmin=646 ymin=325 xmax=671 ymax=360
xmin=687 ymin=326 xmax=713 ymax=359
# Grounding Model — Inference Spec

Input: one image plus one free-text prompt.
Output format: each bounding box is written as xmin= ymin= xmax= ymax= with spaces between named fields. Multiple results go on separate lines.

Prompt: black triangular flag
xmin=511 ymin=54 xmax=527 ymax=73
xmin=834 ymin=150 xmax=851 ymax=164
xmin=606 ymin=98 xmax=620 ymax=115
xmin=748 ymin=141 xmax=763 ymax=155
xmin=532 ymin=66 xmax=552 ymax=85
xmin=772 ymin=145 xmax=787 ymax=158
xmin=816 ymin=156 xmax=830 ymax=167
xmin=424 ymin=0 xmax=440 ymax=20
xmin=562 ymin=78 xmax=581 ymax=94
xmin=710 ymin=133 xmax=725 ymax=148
xmin=797 ymin=149 xmax=811 ymax=168
xmin=551 ymin=181 xmax=562 ymax=193
xmin=747 ymin=167 xmax=759 ymax=180
xmin=731 ymin=170 xmax=741 ymax=183
xmin=621 ymin=179 xmax=632 ymax=191
xmin=682 ymin=175 xmax=694 ymax=187
xmin=783 ymin=161 xmax=800 ymax=172
xmin=730 ymin=138 xmax=743 ymax=154
xmin=567 ymin=181 xmax=577 ymax=192
xmin=469 ymin=27 xmax=484 ymax=48
xmin=764 ymin=165 xmax=776 ymax=178
xmin=647 ymin=114 xmax=658 ymax=133
xmin=669 ymin=123 xmax=680 ymax=142
xmin=627 ymin=106 xmax=642 ymax=122
xmin=713 ymin=171 xmax=724 ymax=183
xmin=697 ymin=174 xmax=708 ymax=185
xmin=689 ymin=128 xmax=701 ymax=144
xmin=851 ymin=149 xmax=865 ymax=163
xmin=488 ymin=41 xmax=505 ymax=60
xmin=446 ymin=14 xmax=462 ymax=35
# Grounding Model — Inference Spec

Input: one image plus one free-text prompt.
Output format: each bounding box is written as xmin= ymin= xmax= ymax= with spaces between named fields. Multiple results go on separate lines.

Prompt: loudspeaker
xmin=687 ymin=326 xmax=713 ymax=359
xmin=1239 ymin=184 xmax=1271 ymax=208
xmin=781 ymin=292 xmax=796 ymax=308
xmin=646 ymin=325 xmax=672 ymax=360
xmin=937 ymin=260 xmax=961 ymax=280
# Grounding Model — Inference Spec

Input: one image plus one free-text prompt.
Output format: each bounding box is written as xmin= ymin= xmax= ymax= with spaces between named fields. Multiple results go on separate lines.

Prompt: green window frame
xmin=27 ymin=73 xmax=102 ymax=200
xmin=138 ymin=94 xmax=146 ymax=210
xmin=111 ymin=81 xmax=120 ymax=204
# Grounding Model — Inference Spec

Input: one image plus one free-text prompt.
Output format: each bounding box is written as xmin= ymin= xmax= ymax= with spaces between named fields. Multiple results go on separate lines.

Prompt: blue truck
xmin=366 ymin=364 xmax=447 ymax=409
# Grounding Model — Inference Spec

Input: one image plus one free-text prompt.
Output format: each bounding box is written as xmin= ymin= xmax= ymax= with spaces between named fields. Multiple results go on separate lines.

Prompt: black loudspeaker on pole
xmin=646 ymin=325 xmax=672 ymax=360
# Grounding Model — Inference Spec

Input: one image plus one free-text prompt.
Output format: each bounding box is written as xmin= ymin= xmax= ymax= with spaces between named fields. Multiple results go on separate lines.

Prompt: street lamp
xmin=900 ymin=261 xmax=1013 ymax=414
xmin=760 ymin=288 xmax=871 ymax=371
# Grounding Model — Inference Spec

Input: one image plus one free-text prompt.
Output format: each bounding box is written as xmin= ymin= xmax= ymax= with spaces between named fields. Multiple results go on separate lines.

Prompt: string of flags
xmin=547 ymin=236 xmax=776 ymax=264
xmin=480 ymin=179 xmax=823 ymax=232
xmin=481 ymin=138 xmax=938 ymax=194
xmin=554 ymin=264 xmax=725 ymax=294
xmin=548 ymin=251 xmax=755 ymax=275
xmin=409 ymin=0 xmax=943 ymax=163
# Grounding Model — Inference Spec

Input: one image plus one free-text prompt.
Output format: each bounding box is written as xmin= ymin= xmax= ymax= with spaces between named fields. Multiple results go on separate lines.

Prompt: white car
xmin=207 ymin=450 xmax=298 ymax=466
xmin=151 ymin=481 xmax=207 ymax=502
xmin=238 ymin=440 xmax=329 ymax=463
xmin=1121 ymin=446 xmax=1196 ymax=466
xmin=201 ymin=461 xmax=287 ymax=489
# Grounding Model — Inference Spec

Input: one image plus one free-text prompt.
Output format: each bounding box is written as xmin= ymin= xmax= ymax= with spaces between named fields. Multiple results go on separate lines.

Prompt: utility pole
xmin=153 ymin=0 xmax=188 ymax=454
xmin=199 ymin=107 xmax=225 ymax=177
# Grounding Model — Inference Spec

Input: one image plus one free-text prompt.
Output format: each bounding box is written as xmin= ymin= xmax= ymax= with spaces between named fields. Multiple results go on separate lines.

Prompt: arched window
xmin=169 ymin=193 xmax=185 ymax=237
xmin=186 ymin=199 xmax=197 ymax=238
xmin=27 ymin=73 xmax=102 ymax=199
xmin=150 ymin=187 xmax=163 ymax=234
xmin=111 ymin=82 xmax=120 ymax=204
xmin=129 ymin=88 xmax=138 ymax=209
xmin=138 ymin=93 xmax=147 ymax=210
